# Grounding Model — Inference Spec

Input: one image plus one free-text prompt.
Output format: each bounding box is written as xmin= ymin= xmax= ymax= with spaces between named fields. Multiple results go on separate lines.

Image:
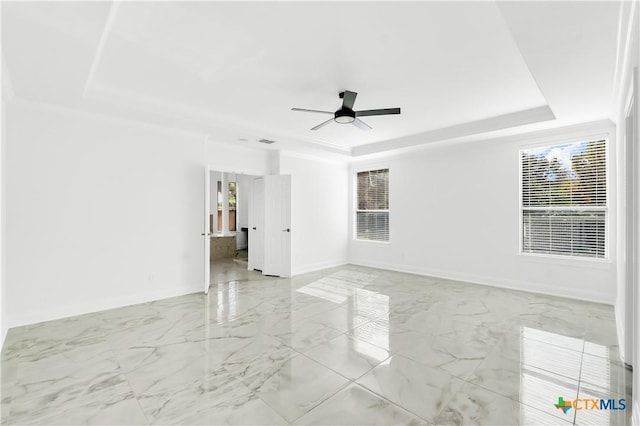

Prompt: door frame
xmin=203 ymin=165 xmax=265 ymax=294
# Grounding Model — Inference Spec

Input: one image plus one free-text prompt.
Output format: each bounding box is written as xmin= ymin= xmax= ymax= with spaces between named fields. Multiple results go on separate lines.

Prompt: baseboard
xmin=292 ymin=259 xmax=348 ymax=276
xmin=7 ymin=282 xmax=202 ymax=329
xmin=348 ymin=259 xmax=614 ymax=305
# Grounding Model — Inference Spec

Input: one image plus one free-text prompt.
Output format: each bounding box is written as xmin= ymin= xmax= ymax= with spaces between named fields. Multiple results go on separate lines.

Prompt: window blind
xmin=356 ymin=169 xmax=389 ymax=241
xmin=521 ymin=140 xmax=607 ymax=258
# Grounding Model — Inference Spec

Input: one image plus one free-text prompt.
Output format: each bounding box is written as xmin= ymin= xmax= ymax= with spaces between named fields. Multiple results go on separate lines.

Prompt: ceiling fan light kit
xmin=334 ymin=109 xmax=356 ymax=124
xmin=292 ymin=90 xmax=401 ymax=131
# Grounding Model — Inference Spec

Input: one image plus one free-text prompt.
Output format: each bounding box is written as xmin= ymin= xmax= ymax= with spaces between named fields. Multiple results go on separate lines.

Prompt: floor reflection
xmin=214 ymin=280 xmax=239 ymax=323
xmin=517 ymin=327 xmax=631 ymax=425
xmin=297 ymin=272 xmax=390 ymax=352
xmin=349 ymin=290 xmax=390 ymax=353
xmin=295 ymin=270 xmax=376 ymax=304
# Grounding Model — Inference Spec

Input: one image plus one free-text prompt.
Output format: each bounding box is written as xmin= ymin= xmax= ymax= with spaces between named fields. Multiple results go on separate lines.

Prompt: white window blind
xmin=521 ymin=140 xmax=607 ymax=258
xmin=356 ymin=169 xmax=389 ymax=241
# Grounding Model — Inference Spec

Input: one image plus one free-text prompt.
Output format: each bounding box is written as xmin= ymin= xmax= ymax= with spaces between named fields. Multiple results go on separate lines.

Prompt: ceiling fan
xmin=291 ymin=90 xmax=401 ymax=131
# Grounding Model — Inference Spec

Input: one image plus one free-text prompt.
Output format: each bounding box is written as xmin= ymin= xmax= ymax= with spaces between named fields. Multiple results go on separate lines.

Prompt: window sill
xmin=517 ymin=252 xmax=613 ymax=269
xmin=352 ymin=239 xmax=390 ymax=245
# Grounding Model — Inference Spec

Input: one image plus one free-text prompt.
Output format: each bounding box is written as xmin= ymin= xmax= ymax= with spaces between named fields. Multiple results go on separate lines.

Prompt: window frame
xmin=353 ymin=166 xmax=390 ymax=243
xmin=518 ymin=137 xmax=610 ymax=261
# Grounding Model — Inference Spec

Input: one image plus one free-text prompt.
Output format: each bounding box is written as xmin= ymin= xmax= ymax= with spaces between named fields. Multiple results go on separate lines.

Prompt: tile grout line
xmin=572 ymin=331 xmax=587 ymax=426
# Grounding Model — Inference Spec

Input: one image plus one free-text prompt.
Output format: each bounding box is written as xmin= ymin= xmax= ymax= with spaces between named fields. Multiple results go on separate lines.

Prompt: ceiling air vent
xmin=258 ymin=139 xmax=276 ymax=144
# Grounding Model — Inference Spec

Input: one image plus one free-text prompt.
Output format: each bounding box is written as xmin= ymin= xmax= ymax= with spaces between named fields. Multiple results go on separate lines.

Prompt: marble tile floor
xmin=209 ymin=258 xmax=269 ymax=286
xmin=0 ymin=263 xmax=633 ymax=425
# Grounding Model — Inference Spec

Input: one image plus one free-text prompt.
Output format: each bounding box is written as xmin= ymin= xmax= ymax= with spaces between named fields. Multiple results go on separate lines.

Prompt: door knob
xmin=282 ymin=228 xmax=290 ymax=232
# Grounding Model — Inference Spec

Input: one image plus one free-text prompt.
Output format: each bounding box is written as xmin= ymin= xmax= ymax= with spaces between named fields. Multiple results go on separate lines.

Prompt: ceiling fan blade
xmin=355 ymin=108 xmax=401 ymax=117
xmin=352 ymin=118 xmax=372 ymax=131
xmin=341 ymin=91 xmax=358 ymax=110
xmin=291 ymin=108 xmax=334 ymax=115
xmin=311 ymin=118 xmax=334 ymax=131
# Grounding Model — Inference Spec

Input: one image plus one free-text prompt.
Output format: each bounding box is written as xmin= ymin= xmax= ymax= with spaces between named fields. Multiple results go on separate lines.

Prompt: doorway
xmin=206 ymin=170 xmax=259 ymax=289
xmin=203 ymin=167 xmax=292 ymax=293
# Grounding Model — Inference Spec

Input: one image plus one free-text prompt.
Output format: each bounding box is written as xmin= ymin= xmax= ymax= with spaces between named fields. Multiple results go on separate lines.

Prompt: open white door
xmin=203 ymin=167 xmax=211 ymax=294
xmin=263 ymin=175 xmax=291 ymax=277
xmin=249 ymin=177 xmax=264 ymax=271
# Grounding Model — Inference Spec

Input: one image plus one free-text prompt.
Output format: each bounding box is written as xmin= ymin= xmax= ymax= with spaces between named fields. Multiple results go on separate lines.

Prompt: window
xmin=356 ymin=169 xmax=389 ymax=241
xmin=520 ymin=139 xmax=607 ymax=259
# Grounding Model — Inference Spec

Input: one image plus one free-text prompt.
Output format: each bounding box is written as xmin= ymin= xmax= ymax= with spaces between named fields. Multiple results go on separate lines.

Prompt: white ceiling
xmin=1 ymin=1 xmax=622 ymax=158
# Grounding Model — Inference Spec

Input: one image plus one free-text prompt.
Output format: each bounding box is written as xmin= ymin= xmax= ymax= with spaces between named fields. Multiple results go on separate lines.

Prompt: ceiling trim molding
xmin=279 ymin=149 xmax=350 ymax=165
xmin=611 ymin=0 xmax=637 ymax=120
xmin=11 ymin=97 xmax=210 ymax=141
xmin=349 ymin=118 xmax=614 ymax=165
xmin=352 ymin=105 xmax=556 ymax=157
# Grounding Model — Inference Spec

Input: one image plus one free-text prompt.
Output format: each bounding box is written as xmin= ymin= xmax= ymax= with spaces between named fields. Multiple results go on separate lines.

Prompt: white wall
xmin=5 ymin=100 xmax=270 ymax=328
xmin=1 ymin=80 xmax=7 ymax=348
xmin=280 ymin=152 xmax=349 ymax=275
xmin=349 ymin=123 xmax=617 ymax=304
xmin=1 ymin=112 xmax=5 ymax=347
xmin=1 ymin=51 xmax=13 ymax=347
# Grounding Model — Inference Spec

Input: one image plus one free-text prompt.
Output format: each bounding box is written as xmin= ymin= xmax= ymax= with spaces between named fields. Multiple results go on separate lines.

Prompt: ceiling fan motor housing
xmin=334 ymin=108 xmax=356 ymax=124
